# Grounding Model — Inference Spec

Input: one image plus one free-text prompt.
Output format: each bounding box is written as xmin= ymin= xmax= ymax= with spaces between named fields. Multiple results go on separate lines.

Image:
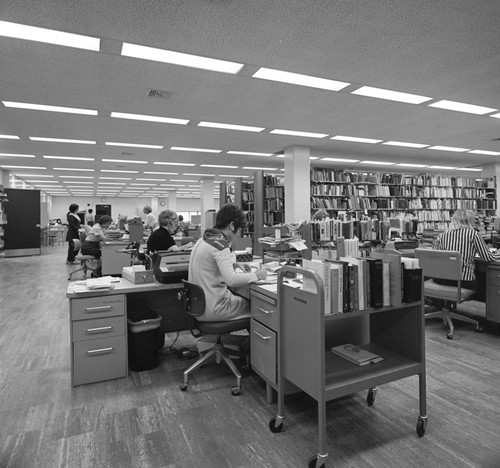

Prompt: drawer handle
xmin=86 ymin=326 xmax=113 ymax=334
xmin=257 ymin=307 xmax=274 ymax=315
xmin=253 ymin=330 xmax=271 ymax=340
xmin=85 ymin=305 xmax=113 ymax=312
xmin=87 ymin=347 xmax=113 ymax=355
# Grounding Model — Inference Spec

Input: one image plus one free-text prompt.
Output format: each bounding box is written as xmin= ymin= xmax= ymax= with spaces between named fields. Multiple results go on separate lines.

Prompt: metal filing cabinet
xmin=70 ymin=294 xmax=128 ymax=386
xmin=486 ymin=264 xmax=500 ymax=323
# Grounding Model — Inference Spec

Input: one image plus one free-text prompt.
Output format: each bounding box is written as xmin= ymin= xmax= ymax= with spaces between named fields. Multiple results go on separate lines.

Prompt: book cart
xmin=269 ymin=266 xmax=427 ymax=468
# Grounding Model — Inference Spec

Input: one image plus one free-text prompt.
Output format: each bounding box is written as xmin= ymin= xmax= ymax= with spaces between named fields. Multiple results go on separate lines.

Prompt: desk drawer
xmin=72 ymin=316 xmax=125 ymax=342
xmin=71 ymin=295 xmax=125 ymax=321
xmin=487 ymin=268 xmax=500 ymax=287
xmin=251 ymin=291 xmax=278 ymax=330
xmin=73 ymin=335 xmax=127 ymax=386
xmin=251 ymin=319 xmax=277 ymax=386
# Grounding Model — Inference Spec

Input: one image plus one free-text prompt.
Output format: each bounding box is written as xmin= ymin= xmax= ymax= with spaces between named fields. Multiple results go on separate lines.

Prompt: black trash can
xmin=127 ymin=310 xmax=162 ymax=372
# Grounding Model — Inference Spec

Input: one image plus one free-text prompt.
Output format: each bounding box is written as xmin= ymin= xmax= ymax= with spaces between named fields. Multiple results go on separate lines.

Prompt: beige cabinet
xmin=486 ymin=265 xmax=500 ymax=323
xmin=69 ymin=294 xmax=127 ymax=386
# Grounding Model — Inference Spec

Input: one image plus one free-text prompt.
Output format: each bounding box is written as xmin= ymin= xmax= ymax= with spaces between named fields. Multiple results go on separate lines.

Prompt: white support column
xmin=150 ymin=197 xmax=159 ymax=215
xmin=284 ymin=145 xmax=311 ymax=223
xmin=200 ymin=177 xmax=216 ymax=234
xmin=167 ymin=191 xmax=177 ymax=211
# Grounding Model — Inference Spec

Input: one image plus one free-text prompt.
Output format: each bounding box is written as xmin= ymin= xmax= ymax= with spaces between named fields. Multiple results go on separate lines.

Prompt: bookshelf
xmin=234 ymin=178 xmax=254 ymax=238
xmin=0 ymin=185 xmax=6 ymax=258
xmin=310 ymin=169 xmax=497 ymax=235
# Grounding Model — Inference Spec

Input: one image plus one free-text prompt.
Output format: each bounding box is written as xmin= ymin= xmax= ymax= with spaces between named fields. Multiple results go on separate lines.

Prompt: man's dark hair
xmin=214 ymin=204 xmax=246 ymax=231
xmin=69 ymin=203 xmax=79 ymax=213
xmin=97 ymin=215 xmax=113 ymax=225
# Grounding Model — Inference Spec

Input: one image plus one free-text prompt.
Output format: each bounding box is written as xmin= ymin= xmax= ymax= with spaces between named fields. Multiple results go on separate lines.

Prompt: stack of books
xmin=331 ymin=344 xmax=383 ymax=366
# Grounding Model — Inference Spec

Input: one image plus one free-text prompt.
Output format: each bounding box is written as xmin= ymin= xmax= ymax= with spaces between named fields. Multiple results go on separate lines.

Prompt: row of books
xmin=264 ymin=186 xmax=284 ymax=198
xmin=302 ymin=254 xmax=422 ymax=314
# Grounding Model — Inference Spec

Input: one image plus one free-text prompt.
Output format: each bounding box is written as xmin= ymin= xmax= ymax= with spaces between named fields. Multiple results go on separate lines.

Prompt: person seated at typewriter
xmin=147 ymin=209 xmax=192 ymax=254
xmin=435 ymin=209 xmax=500 ymax=289
xmin=188 ymin=203 xmax=268 ymax=322
xmin=81 ymin=215 xmax=113 ymax=277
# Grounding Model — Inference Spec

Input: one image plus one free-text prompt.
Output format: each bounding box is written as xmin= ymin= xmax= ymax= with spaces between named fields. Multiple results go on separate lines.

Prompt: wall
xmin=49 ymin=196 xmax=216 ymax=223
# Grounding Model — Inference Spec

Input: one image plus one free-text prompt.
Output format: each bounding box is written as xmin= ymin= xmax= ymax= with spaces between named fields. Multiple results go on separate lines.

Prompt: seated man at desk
xmin=188 ymin=203 xmax=267 ymax=322
xmin=435 ymin=209 xmax=500 ymax=288
xmin=81 ymin=215 xmax=113 ymax=277
xmin=147 ymin=209 xmax=192 ymax=254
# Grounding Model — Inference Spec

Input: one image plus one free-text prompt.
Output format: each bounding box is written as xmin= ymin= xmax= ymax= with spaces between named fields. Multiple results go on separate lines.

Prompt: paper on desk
xmin=288 ymin=240 xmax=308 ymax=251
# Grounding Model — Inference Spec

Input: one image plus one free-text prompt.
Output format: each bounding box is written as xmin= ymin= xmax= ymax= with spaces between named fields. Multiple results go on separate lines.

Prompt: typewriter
xmin=151 ymin=251 xmax=191 ymax=283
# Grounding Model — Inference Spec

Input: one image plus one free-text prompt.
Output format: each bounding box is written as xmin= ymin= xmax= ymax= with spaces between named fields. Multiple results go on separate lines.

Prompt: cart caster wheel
xmin=180 ymin=383 xmax=188 ymax=391
xmin=476 ymin=326 xmax=484 ymax=333
xmin=231 ymin=386 xmax=241 ymax=396
xmin=269 ymin=417 xmax=283 ymax=433
xmin=367 ymin=387 xmax=377 ymax=406
xmin=447 ymin=332 xmax=453 ymax=339
xmin=308 ymin=455 xmax=326 ymax=468
xmin=416 ymin=417 xmax=427 ymax=437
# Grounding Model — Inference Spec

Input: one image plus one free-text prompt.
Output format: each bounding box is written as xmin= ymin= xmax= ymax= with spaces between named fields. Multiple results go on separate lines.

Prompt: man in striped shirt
xmin=435 ymin=209 xmax=500 ymax=288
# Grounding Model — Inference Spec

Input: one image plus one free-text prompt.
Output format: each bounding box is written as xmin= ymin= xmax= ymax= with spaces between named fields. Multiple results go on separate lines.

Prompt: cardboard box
xmin=122 ymin=266 xmax=155 ymax=284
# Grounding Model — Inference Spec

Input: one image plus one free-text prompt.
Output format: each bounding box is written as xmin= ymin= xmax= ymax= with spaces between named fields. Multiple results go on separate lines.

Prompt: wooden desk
xmin=66 ymin=278 xmax=185 ymax=386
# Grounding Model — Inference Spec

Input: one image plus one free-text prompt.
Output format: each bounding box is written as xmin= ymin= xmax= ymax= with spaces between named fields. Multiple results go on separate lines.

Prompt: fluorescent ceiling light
xmin=144 ymin=171 xmax=178 ymax=175
xmin=490 ymin=113 xmax=500 ymax=119
xmin=105 ymin=142 xmax=162 ymax=149
xmin=121 ymin=42 xmax=243 ymax=74
xmin=97 ymin=182 xmax=126 ymax=185
xmin=130 ymin=183 xmax=157 ymax=186
xmin=321 ymin=157 xmax=360 ymax=163
xmin=468 ymin=150 xmax=500 ymax=156
xmin=198 ymin=121 xmax=264 ymax=133
xmin=428 ymin=165 xmax=457 ymax=170
xmin=184 ymin=173 xmax=215 ymax=177
xmin=1 ymin=165 xmax=46 ymax=169
xmin=271 ymin=129 xmax=328 ymax=139
xmin=110 ymin=112 xmax=188 ymax=125
xmin=428 ymin=100 xmax=497 ymax=115
xmin=3 ymin=101 xmax=97 ymax=116
xmin=161 ymin=184 xmax=184 ymax=187
xmin=99 ymin=177 xmax=131 ymax=180
xmin=382 ymin=141 xmax=429 ymax=149
xmin=456 ymin=168 xmax=482 ymax=172
xmin=136 ymin=178 xmax=164 ymax=181
xmin=201 ymin=164 xmax=238 ymax=169
xmin=59 ymin=175 xmax=93 ymax=179
xmin=15 ymin=174 xmax=53 ymax=177
xmin=243 ymin=167 xmax=278 ymax=171
xmin=0 ymin=134 xmax=19 ymax=139
xmin=0 ymin=153 xmax=35 ymax=158
xmin=102 ymin=158 xmax=147 ymax=164
xmin=30 ymin=137 xmax=96 ymax=144
xmin=61 ymin=181 xmax=93 ymax=184
xmin=331 ymin=135 xmax=382 ymax=144
xmin=43 ymin=155 xmax=95 ymax=161
xmin=100 ymin=169 xmax=139 ymax=173
xmin=154 ymin=162 xmax=196 ymax=167
xmin=351 ymin=86 xmax=432 ymax=104
xmin=53 ymin=168 xmax=94 ymax=172
xmin=227 ymin=151 xmax=273 ymax=157
xmin=359 ymin=161 xmax=395 ymax=166
xmin=170 ymin=179 xmax=198 ymax=182
xmin=170 ymin=146 xmax=221 ymax=153
xmin=252 ymin=67 xmax=350 ymax=92
xmin=0 ymin=20 xmax=100 ymax=51
xmin=310 ymin=157 xmax=319 ymax=160
xmin=428 ymin=146 xmax=469 ymax=152
xmin=27 ymin=181 xmax=62 ymax=184
xmin=396 ymin=163 xmax=428 ymax=168
xmin=220 ymin=174 xmax=249 ymax=178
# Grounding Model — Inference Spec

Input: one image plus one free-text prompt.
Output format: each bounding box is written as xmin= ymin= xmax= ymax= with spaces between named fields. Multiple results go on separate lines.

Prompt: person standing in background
xmin=85 ymin=208 xmax=94 ymax=224
xmin=143 ymin=205 xmax=159 ymax=232
xmin=66 ymin=203 xmax=81 ymax=264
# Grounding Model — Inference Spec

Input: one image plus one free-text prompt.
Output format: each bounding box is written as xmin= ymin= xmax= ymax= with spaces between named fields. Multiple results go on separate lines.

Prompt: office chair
xmin=414 ymin=248 xmax=483 ymax=339
xmin=68 ymin=239 xmax=97 ymax=280
xmin=177 ymin=279 xmax=250 ymax=395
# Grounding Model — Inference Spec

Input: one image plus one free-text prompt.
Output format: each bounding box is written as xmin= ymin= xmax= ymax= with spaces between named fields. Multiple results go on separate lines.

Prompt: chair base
xmin=180 ymin=338 xmax=243 ymax=395
xmin=68 ymin=257 xmax=97 ymax=280
xmin=425 ymin=305 xmax=483 ymax=339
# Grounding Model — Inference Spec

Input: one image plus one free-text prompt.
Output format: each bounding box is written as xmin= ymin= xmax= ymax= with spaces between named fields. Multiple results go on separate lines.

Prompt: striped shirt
xmin=436 ymin=227 xmax=500 ymax=281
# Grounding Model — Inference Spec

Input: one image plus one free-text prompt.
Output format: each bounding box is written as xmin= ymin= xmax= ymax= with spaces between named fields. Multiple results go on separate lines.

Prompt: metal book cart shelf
xmin=268 ymin=266 xmax=428 ymax=468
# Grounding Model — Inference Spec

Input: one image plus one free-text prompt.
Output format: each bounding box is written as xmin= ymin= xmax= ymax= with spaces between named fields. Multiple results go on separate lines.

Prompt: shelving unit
xmin=267 ymin=266 xmax=427 ymax=467
xmin=234 ymin=178 xmax=255 ymax=238
xmin=0 ymin=185 xmax=6 ymax=258
xmin=311 ymin=169 xmax=496 ymax=235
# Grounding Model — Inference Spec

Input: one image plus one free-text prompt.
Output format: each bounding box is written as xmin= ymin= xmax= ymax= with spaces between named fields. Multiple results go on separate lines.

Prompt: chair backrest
xmin=180 ymin=279 xmax=206 ymax=317
xmin=73 ymin=238 xmax=82 ymax=251
xmin=414 ymin=248 xmax=462 ymax=282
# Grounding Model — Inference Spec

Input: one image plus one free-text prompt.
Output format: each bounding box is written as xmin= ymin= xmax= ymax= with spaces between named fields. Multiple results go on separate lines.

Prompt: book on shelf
xmin=331 ymin=344 xmax=384 ymax=366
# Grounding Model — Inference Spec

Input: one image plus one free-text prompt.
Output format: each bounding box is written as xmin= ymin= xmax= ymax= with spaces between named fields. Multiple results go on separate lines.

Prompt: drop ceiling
xmin=1 ymin=0 xmax=500 ymax=197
